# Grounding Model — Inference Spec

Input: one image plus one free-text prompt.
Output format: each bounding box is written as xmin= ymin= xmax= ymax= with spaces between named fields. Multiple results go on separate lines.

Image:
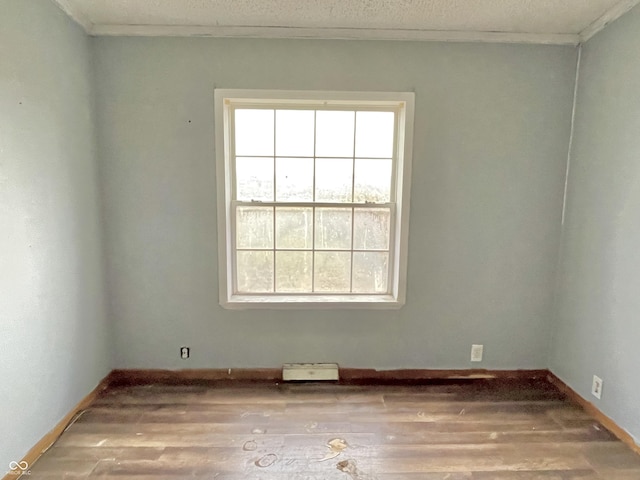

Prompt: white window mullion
xmin=349 ymin=112 xmax=358 ymax=293
xmin=390 ymin=108 xmax=400 ymax=203
xmin=272 ymin=205 xmax=276 ymax=293
xmin=272 ymin=109 xmax=277 ymax=292
xmin=231 ymin=202 xmax=239 ymax=294
xmin=311 ymin=110 xmax=317 ymax=293
xmin=387 ymin=203 xmax=397 ymax=295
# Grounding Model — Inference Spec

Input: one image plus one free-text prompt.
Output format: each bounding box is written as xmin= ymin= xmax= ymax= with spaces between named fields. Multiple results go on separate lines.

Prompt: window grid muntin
xmin=233 ymin=201 xmax=395 ymax=295
xmin=230 ymin=102 xmax=399 ymax=296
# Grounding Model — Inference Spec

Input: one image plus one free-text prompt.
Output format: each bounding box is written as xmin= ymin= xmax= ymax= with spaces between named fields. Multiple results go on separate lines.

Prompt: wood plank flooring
xmin=21 ymin=378 xmax=640 ymax=479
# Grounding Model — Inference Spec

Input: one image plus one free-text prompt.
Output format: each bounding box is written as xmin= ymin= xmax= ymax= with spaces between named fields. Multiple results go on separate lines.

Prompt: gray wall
xmin=551 ymin=5 xmax=640 ymax=444
xmin=0 ymin=0 xmax=109 ymax=471
xmin=94 ymin=37 xmax=577 ymax=370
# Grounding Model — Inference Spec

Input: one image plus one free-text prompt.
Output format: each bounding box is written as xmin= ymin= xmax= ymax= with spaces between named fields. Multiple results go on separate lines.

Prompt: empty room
xmin=2 ymin=0 xmax=640 ymax=478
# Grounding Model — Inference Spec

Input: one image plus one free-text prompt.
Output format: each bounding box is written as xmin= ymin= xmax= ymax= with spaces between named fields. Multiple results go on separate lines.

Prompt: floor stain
xmin=251 ymin=427 xmax=266 ymax=434
xmin=328 ymin=438 xmax=348 ymax=452
xmin=337 ymin=459 xmax=377 ymax=480
xmin=243 ymin=440 xmax=258 ymax=451
xmin=242 ymin=411 xmax=270 ymax=418
xmin=318 ymin=437 xmax=349 ymax=462
xmin=318 ymin=451 xmax=340 ymax=462
xmin=255 ymin=453 xmax=278 ymax=468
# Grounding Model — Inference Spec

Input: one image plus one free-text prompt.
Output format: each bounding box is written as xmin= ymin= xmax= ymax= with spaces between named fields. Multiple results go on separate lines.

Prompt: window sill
xmin=221 ymin=294 xmax=404 ymax=310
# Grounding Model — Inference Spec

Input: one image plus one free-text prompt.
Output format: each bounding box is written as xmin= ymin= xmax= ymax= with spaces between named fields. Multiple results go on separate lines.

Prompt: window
xmin=215 ymin=90 xmax=414 ymax=309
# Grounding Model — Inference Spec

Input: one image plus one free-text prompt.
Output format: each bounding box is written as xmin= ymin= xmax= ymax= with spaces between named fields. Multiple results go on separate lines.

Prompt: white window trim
xmin=215 ymin=89 xmax=414 ymax=309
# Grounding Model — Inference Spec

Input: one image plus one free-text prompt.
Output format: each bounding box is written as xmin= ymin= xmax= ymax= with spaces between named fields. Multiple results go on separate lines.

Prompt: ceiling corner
xmin=579 ymin=0 xmax=640 ymax=43
xmin=51 ymin=0 xmax=93 ymax=33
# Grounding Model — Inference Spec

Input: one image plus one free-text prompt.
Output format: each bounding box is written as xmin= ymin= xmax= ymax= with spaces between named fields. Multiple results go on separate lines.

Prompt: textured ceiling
xmin=54 ymin=0 xmax=640 ymax=44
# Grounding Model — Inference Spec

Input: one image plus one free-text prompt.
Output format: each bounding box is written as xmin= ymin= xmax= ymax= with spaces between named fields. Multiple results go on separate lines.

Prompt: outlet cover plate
xmin=592 ymin=375 xmax=603 ymax=399
xmin=471 ymin=344 xmax=484 ymax=362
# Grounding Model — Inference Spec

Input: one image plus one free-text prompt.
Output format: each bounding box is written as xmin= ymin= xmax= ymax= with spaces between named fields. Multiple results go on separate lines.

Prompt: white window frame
xmin=215 ymin=89 xmax=414 ymax=309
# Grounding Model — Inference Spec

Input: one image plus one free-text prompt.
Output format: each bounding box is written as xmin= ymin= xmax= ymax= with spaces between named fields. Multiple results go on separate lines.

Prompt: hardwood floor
xmin=23 ymin=378 xmax=640 ymax=479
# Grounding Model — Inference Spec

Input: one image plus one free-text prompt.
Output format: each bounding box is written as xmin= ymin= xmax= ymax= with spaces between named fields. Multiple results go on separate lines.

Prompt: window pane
xmin=315 ymin=158 xmax=353 ymax=202
xmin=276 ymin=158 xmax=313 ymax=201
xmin=276 ymin=110 xmax=314 ymax=157
xmin=236 ymin=251 xmax=274 ymax=293
xmin=352 ymin=252 xmax=389 ymax=293
xmin=315 ymin=208 xmax=352 ymax=250
xmin=315 ymin=111 xmax=355 ymax=157
xmin=236 ymin=207 xmax=273 ymax=249
xmin=234 ymin=109 xmax=274 ymax=156
xmin=355 ymin=111 xmax=395 ymax=158
xmin=314 ymin=252 xmax=351 ymax=292
xmin=353 ymin=208 xmax=390 ymax=250
xmin=236 ymin=157 xmax=274 ymax=201
xmin=354 ymin=159 xmax=392 ymax=203
xmin=276 ymin=207 xmax=313 ymax=249
xmin=276 ymin=251 xmax=312 ymax=292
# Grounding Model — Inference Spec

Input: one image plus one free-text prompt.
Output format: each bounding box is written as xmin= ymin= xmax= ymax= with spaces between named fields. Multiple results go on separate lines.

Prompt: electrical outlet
xmin=470 ymin=344 xmax=483 ymax=362
xmin=180 ymin=347 xmax=190 ymax=359
xmin=591 ymin=375 xmax=603 ymax=399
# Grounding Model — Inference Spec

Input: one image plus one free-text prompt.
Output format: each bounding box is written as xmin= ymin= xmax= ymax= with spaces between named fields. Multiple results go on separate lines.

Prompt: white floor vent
xmin=282 ymin=363 xmax=339 ymax=381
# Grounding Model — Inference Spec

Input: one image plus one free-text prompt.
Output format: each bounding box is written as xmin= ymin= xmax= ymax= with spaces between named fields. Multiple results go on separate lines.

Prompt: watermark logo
xmin=8 ymin=461 xmax=31 ymax=476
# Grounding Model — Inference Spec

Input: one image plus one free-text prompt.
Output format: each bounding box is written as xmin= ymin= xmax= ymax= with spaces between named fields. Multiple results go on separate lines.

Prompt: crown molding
xmin=88 ymin=24 xmax=579 ymax=45
xmin=50 ymin=0 xmax=640 ymax=45
xmin=51 ymin=0 xmax=93 ymax=32
xmin=580 ymin=0 xmax=640 ymax=43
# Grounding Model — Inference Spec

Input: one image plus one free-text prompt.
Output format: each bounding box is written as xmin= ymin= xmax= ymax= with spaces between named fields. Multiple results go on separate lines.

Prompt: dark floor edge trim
xmin=2 ymin=371 xmax=112 ymax=480
xmin=108 ymin=368 xmax=282 ymax=386
xmin=547 ymin=371 xmax=640 ymax=456
xmin=339 ymin=368 xmax=549 ymax=383
xmin=106 ymin=367 xmax=550 ymax=386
